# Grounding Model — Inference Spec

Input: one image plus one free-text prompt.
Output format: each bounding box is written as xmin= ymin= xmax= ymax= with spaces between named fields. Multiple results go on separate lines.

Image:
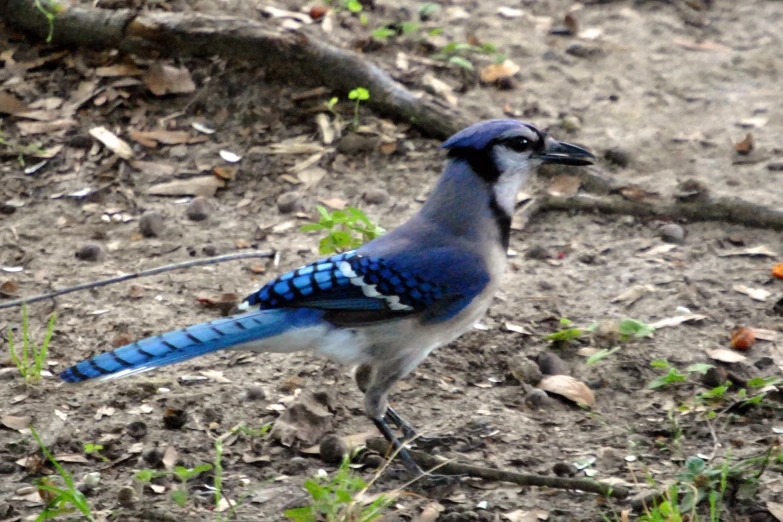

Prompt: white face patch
xmin=490 ymin=146 xmax=539 ymax=216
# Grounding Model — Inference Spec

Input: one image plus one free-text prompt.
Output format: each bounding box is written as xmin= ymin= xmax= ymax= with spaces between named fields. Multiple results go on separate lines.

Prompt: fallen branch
xmin=0 ymin=251 xmax=273 ymax=310
xmin=540 ymin=193 xmax=783 ymax=231
xmin=365 ymin=437 xmax=630 ymax=499
xmin=0 ymin=0 xmax=472 ymax=140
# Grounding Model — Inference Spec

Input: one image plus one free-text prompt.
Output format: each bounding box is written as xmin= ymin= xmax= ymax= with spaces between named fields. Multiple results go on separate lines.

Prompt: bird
xmin=60 ymin=119 xmax=594 ymax=476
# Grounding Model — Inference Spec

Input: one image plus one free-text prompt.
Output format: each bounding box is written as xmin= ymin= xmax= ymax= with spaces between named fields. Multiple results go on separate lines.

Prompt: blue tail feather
xmin=59 ymin=308 xmax=323 ymax=383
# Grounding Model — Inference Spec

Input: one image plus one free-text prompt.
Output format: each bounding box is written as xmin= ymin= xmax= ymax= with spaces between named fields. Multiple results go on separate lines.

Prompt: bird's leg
xmin=372 ymin=416 xmax=424 ymax=476
xmin=384 ymin=405 xmax=418 ymax=440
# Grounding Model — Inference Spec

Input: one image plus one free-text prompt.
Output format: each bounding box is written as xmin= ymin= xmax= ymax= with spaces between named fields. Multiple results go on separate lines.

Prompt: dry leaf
xmin=548 ymin=175 xmax=581 ymax=196
xmin=768 ymin=502 xmax=783 ymax=522
xmin=414 ymin=502 xmax=445 ymax=522
xmin=502 ymin=509 xmax=549 ymax=522
xmin=480 ymin=59 xmax=521 ymax=84
xmin=1 ymin=415 xmax=32 ymax=431
xmin=55 ymin=454 xmax=89 ymax=463
xmin=320 ymin=198 xmax=347 ymax=210
xmin=17 ymin=118 xmax=75 ymax=136
xmin=0 ymin=91 xmax=30 ymax=115
xmin=297 ymin=167 xmax=327 ymax=189
xmin=95 ymin=64 xmax=144 ymax=77
xmin=147 ymin=176 xmax=225 ymax=198
xmin=733 ymin=284 xmax=770 ymax=302
xmin=718 ymin=245 xmax=777 ymax=257
xmin=0 ymin=280 xmax=19 ymax=297
xmin=673 ymin=38 xmax=731 ymax=53
xmin=214 ymin=166 xmax=238 ymax=180
xmin=94 ymin=405 xmax=115 ymax=420
xmin=610 ymin=284 xmax=655 ymax=305
xmin=89 ymin=126 xmax=133 ymax=159
xmin=734 ymin=133 xmax=754 ymax=155
xmin=707 ymin=348 xmax=747 ymax=363
xmin=537 ymin=375 xmax=595 ymax=407
xmin=128 ymin=129 xmax=192 ymax=146
xmin=162 ymin=445 xmax=178 ymax=470
xmin=144 ymin=64 xmax=196 ymax=96
xmin=129 ymin=160 xmax=176 ymax=177
xmin=649 ymin=314 xmax=707 ymax=329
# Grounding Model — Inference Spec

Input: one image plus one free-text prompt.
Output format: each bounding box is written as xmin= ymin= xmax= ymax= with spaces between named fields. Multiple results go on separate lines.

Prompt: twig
xmin=541 ymin=193 xmax=783 ymax=231
xmin=0 ymin=251 xmax=274 ymax=310
xmin=365 ymin=437 xmax=629 ymax=499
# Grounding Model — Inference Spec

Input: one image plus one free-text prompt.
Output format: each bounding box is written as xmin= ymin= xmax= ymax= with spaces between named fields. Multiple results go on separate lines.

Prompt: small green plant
xmin=347 ymin=87 xmax=370 ymax=129
xmin=431 ymin=42 xmax=497 ymax=71
xmin=8 ymin=304 xmax=56 ymax=385
xmin=136 ymin=463 xmax=213 ymax=508
xmin=544 ymin=317 xmax=586 ymax=342
xmin=30 ymin=425 xmax=94 ymax=521
xmin=344 ymin=0 xmax=363 ymax=13
xmin=83 ymin=443 xmax=108 ymax=463
xmin=648 ymin=360 xmax=713 ymax=389
xmin=33 ymin=0 xmax=59 ymax=43
xmin=301 ymin=206 xmax=384 ymax=255
xmin=544 ymin=318 xmax=654 ymax=366
xmin=639 ymin=483 xmax=688 ymax=522
xmin=284 ymin=456 xmax=391 ymax=522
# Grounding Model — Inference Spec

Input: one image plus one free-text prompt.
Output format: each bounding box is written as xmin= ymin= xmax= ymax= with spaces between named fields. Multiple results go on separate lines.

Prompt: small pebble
xmin=77 ymin=482 xmax=95 ymax=496
xmin=561 ymin=115 xmax=581 ymax=132
xmin=246 ymin=385 xmax=266 ymax=401
xmin=75 ymin=243 xmax=102 ymax=262
xmin=142 ymin=448 xmax=164 ymax=467
xmin=0 ymin=461 xmax=16 ymax=474
xmin=126 ymin=421 xmax=148 ymax=439
xmin=139 ymin=211 xmax=165 ymax=237
xmin=202 ymin=245 xmax=218 ymax=257
xmin=68 ymin=134 xmax=93 ymax=148
xmin=659 ymin=223 xmax=685 ymax=244
xmin=162 ymin=407 xmax=188 ymax=430
xmin=187 ymin=197 xmax=210 ymax=221
xmin=604 ymin=147 xmax=632 ymax=168
xmin=361 ymin=453 xmax=385 ymax=469
xmin=536 ymin=351 xmax=570 ymax=376
xmin=525 ymin=245 xmax=551 ymax=260
xmin=552 ymin=462 xmax=577 ymax=477
xmin=525 ymin=389 xmax=553 ymax=409
xmin=337 ymin=133 xmax=377 ymax=155
xmin=702 ymin=366 xmax=728 ymax=388
xmin=363 ymin=188 xmax=390 ymax=205
xmin=319 ymin=434 xmax=349 ymax=464
xmin=117 ymin=486 xmax=136 ymax=508
xmin=508 ymin=357 xmax=542 ymax=386
xmin=277 ymin=192 xmax=302 ymax=214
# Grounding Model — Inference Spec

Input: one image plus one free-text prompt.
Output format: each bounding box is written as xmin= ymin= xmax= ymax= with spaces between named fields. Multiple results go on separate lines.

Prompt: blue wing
xmin=243 ymin=249 xmax=489 ymax=324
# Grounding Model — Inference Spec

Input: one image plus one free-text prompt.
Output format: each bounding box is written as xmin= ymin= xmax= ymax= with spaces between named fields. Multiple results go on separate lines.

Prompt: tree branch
xmin=0 ymin=0 xmax=472 ymax=139
xmin=0 ymin=251 xmax=274 ymax=310
xmin=366 ymin=437 xmax=630 ymax=499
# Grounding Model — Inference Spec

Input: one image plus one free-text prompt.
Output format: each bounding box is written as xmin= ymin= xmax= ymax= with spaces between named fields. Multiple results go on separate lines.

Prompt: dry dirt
xmin=1 ymin=0 xmax=783 ymax=521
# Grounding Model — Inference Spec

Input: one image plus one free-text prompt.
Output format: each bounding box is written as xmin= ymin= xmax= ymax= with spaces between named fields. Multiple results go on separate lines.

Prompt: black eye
xmin=505 ymin=137 xmax=531 ymax=152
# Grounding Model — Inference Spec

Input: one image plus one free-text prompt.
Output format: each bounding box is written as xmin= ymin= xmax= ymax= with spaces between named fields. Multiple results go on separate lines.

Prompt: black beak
xmin=532 ymin=140 xmax=595 ymax=166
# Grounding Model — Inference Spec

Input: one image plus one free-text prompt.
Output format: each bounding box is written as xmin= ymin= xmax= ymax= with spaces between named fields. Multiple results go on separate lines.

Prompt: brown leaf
xmin=480 ymin=59 xmax=521 ymax=84
xmin=1 ymin=415 xmax=32 ymax=431
xmin=147 ymin=176 xmax=225 ymax=198
xmin=537 ymin=375 xmax=595 ymax=407
xmin=128 ymin=285 xmax=144 ymax=298
xmin=89 ymin=126 xmax=133 ymax=159
xmin=270 ymin=392 xmax=333 ymax=447
xmin=17 ymin=118 xmax=75 ymax=136
xmin=768 ymin=502 xmax=783 ymax=522
xmin=673 ymin=38 xmax=731 ymax=53
xmin=734 ymin=133 xmax=754 ymax=155
xmin=129 ymin=160 xmax=177 ymax=177
xmin=144 ymin=64 xmax=196 ymax=96
xmin=619 ymin=186 xmax=659 ymax=201
xmin=128 ymin=129 xmax=192 ymax=146
xmin=213 ymin=166 xmax=238 ymax=180
xmin=548 ymin=175 xmax=581 ymax=196
xmin=0 ymin=91 xmax=30 ymax=115
xmin=54 ymin=454 xmax=89 ymax=463
xmin=113 ymin=333 xmax=134 ymax=348
xmin=162 ymin=445 xmax=178 ymax=470
xmin=0 ymin=280 xmax=19 ymax=297
xmin=564 ymin=13 xmax=579 ymax=35
xmin=95 ymin=64 xmax=144 ymax=77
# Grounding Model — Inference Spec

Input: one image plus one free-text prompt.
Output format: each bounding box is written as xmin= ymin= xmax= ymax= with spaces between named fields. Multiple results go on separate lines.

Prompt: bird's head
xmin=441 ymin=119 xmax=594 ymax=215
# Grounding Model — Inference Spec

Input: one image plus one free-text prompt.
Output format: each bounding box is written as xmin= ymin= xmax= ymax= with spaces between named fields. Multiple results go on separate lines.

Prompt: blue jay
xmin=60 ymin=119 xmax=594 ymax=475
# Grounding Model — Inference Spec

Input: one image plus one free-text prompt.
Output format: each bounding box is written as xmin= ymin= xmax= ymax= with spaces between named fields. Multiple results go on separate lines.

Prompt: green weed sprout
xmin=347 ymin=88 xmax=369 ymax=129
xmin=83 ymin=443 xmax=108 ymax=463
xmin=136 ymin=464 xmax=213 ymax=508
xmin=8 ymin=304 xmax=56 ymax=384
xmin=30 ymin=425 xmax=94 ymax=521
xmin=301 ymin=206 xmax=384 ymax=255
xmin=284 ymin=456 xmax=391 ymax=522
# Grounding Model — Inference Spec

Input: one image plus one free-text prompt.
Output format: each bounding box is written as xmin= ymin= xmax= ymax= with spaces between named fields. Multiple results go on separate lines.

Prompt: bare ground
xmin=1 ymin=0 xmax=783 ymax=521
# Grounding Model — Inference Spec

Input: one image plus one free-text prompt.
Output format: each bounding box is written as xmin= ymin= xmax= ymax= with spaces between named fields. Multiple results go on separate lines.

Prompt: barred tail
xmin=59 ymin=308 xmax=323 ymax=383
